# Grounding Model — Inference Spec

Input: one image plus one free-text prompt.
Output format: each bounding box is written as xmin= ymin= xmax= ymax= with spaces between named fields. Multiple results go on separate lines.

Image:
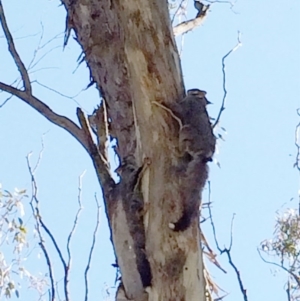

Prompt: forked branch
xmin=0 ymin=81 xmax=90 ymax=153
xmin=213 ymin=32 xmax=242 ymax=129
xmin=208 ymin=182 xmax=248 ymax=301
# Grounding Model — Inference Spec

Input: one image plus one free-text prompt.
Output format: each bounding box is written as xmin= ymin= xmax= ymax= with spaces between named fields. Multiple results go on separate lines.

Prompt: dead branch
xmin=173 ymin=12 xmax=208 ymax=36
xmin=84 ymin=194 xmax=101 ymax=301
xmin=0 ymin=5 xmax=115 ymax=254
xmin=294 ymin=108 xmax=300 ymax=171
xmin=65 ymin=171 xmax=86 ymax=300
xmin=171 ymin=0 xmax=187 ymax=24
xmin=222 ymin=248 xmax=248 ymax=301
xmin=205 ymin=0 xmax=237 ymax=10
xmin=213 ymin=31 xmax=242 ymax=129
xmin=0 ymin=1 xmax=110 ymax=178
xmin=0 ymin=94 xmax=11 ymax=107
xmin=0 ymin=1 xmax=31 ymax=93
xmin=26 ymin=141 xmax=102 ymax=301
xmin=26 ymin=151 xmax=57 ymax=301
xmin=208 ymin=182 xmax=248 ymax=301
xmin=32 ymin=80 xmax=84 ymax=108
xmin=0 ymin=81 xmax=91 ymax=152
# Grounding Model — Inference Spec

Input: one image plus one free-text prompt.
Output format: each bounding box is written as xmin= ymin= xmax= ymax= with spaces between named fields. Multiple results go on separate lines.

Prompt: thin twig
xmin=26 ymin=24 xmax=63 ymax=72
xmin=228 ymin=213 xmax=235 ymax=251
xmin=205 ymin=0 xmax=238 ymax=11
xmin=171 ymin=0 xmax=187 ymax=24
xmin=0 ymin=82 xmax=91 ymax=154
xmin=0 ymin=76 xmax=23 ymax=107
xmin=26 ymin=139 xmax=72 ymax=301
xmin=207 ymin=181 xmax=221 ymax=252
xmin=257 ymin=248 xmax=300 ymax=287
xmin=0 ymin=1 xmax=32 ymax=93
xmin=55 ymin=278 xmax=63 ymax=301
xmin=84 ymin=194 xmax=101 ymax=301
xmin=213 ymin=31 xmax=242 ymax=129
xmin=208 ymin=181 xmax=247 ymax=300
xmin=26 ymin=152 xmax=55 ymax=301
xmin=32 ymin=134 xmax=47 ymax=174
xmin=65 ymin=171 xmax=86 ymax=301
xmin=286 ymin=279 xmax=291 ymax=301
xmin=29 ymin=45 xmax=62 ymax=71
xmin=32 ymin=80 xmax=84 ymax=109
xmin=0 ymin=8 xmax=92 ymax=157
xmin=294 ymin=108 xmax=300 ymax=171
xmin=203 ymin=182 xmax=227 ymax=274
xmin=0 ymin=2 xmax=113 ymax=196
xmin=223 ymin=248 xmax=248 ymax=301
xmin=0 ymin=94 xmax=12 ymax=107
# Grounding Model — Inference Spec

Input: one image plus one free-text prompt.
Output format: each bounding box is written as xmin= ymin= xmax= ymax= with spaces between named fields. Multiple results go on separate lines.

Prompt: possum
xmin=171 ymin=89 xmax=216 ymax=231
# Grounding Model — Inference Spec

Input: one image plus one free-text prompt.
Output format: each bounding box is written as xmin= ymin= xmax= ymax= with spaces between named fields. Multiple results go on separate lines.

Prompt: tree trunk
xmin=0 ymin=0 xmax=212 ymax=300
xmin=63 ymin=1 xmax=208 ymax=300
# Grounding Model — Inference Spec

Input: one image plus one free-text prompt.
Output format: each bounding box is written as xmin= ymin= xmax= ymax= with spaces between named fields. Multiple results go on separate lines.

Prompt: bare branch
xmin=65 ymin=171 xmax=86 ymax=301
xmin=0 ymin=94 xmax=12 ymax=107
xmin=257 ymin=248 xmax=300 ymax=287
xmin=228 ymin=213 xmax=235 ymax=251
xmin=0 ymin=1 xmax=32 ymax=93
xmin=26 ymin=152 xmax=56 ymax=301
xmin=27 ymin=141 xmax=108 ymax=301
xmin=0 ymin=81 xmax=90 ymax=154
xmin=32 ymin=80 xmax=84 ymax=109
xmin=0 ymin=75 xmax=25 ymax=107
xmin=171 ymin=0 xmax=187 ymax=24
xmin=205 ymin=0 xmax=238 ymax=10
xmin=207 ymin=181 xmax=222 ymax=252
xmin=213 ymin=31 xmax=242 ymax=129
xmin=223 ymin=248 xmax=248 ymax=301
xmin=173 ymin=13 xmax=208 ymax=36
xmin=28 ymin=142 xmax=66 ymax=259
xmin=84 ymin=194 xmax=101 ymax=301
xmin=32 ymin=134 xmax=48 ymax=174
xmin=286 ymin=279 xmax=291 ymax=301
xmin=0 ymin=84 xmax=113 ymax=198
xmin=29 ymin=45 xmax=62 ymax=71
xmin=207 ymin=182 xmax=248 ymax=300
xmin=294 ymin=108 xmax=300 ymax=171
xmin=26 ymin=24 xmax=63 ymax=72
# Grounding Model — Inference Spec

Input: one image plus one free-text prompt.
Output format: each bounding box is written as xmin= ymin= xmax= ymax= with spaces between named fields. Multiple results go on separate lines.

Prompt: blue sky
xmin=0 ymin=0 xmax=299 ymax=300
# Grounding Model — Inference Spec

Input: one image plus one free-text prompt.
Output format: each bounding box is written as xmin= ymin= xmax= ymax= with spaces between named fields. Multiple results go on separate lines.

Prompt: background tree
xmin=259 ymin=117 xmax=300 ymax=301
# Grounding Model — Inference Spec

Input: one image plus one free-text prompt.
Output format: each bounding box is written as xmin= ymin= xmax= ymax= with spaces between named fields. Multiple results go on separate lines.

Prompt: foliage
xmin=260 ymin=207 xmax=300 ymax=301
xmin=0 ymin=184 xmax=48 ymax=300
